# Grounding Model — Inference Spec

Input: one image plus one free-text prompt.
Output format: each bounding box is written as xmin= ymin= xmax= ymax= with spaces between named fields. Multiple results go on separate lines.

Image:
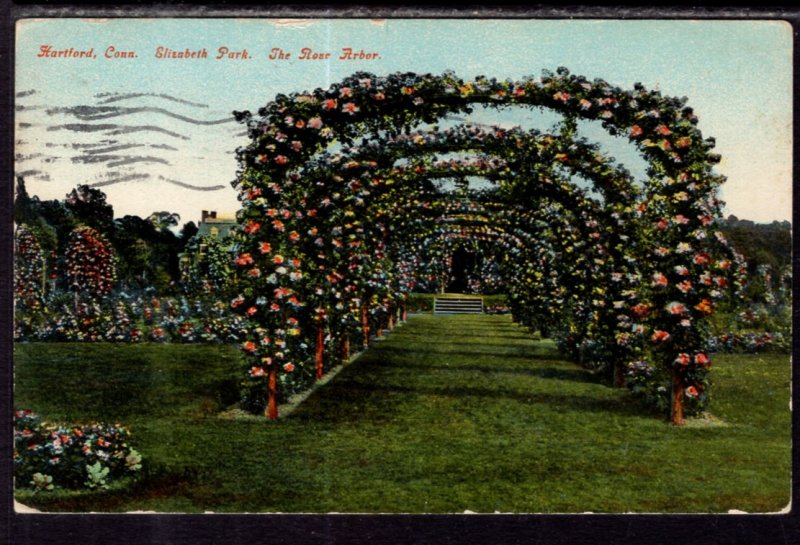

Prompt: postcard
xmin=11 ymin=15 xmax=793 ymax=523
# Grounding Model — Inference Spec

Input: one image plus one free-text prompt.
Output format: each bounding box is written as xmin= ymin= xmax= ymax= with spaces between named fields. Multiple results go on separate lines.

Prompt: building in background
xmin=197 ymin=210 xmax=238 ymax=240
xmin=179 ymin=211 xmax=238 ymax=284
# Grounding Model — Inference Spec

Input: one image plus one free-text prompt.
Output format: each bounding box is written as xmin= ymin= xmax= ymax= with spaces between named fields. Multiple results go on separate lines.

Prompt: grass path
xmin=14 ymin=315 xmax=791 ymax=513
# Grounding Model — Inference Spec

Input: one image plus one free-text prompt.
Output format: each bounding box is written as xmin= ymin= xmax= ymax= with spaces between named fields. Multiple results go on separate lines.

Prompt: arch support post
xmin=266 ymin=368 xmax=279 ymax=420
xmin=315 ymin=323 xmax=325 ymax=380
xmin=361 ymin=303 xmax=370 ymax=349
xmin=340 ymin=334 xmax=350 ymax=363
xmin=670 ymin=369 xmax=686 ymax=426
xmin=614 ymin=362 xmax=626 ymax=388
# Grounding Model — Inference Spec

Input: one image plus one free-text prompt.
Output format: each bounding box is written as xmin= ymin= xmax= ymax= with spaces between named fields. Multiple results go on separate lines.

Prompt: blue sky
xmin=15 ymin=18 xmax=792 ymax=224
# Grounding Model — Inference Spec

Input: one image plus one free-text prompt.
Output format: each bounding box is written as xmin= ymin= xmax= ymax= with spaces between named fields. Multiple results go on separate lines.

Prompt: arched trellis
xmin=231 ymin=69 xmax=743 ymax=425
xmin=393 ymin=195 xmax=640 ymax=386
xmin=265 ymin=122 xmax=649 ymax=387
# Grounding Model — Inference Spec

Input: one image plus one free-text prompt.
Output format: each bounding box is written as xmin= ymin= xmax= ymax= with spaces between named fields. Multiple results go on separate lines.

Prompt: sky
xmin=14 ymin=18 xmax=793 ymax=225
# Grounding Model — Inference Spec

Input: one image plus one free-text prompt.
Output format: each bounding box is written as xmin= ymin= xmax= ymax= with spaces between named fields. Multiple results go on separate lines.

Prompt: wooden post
xmin=340 ymin=335 xmax=350 ymax=363
xmin=266 ymin=368 xmax=279 ymax=420
xmin=614 ymin=363 xmax=626 ymax=388
xmin=361 ymin=304 xmax=370 ymax=349
xmin=315 ymin=324 xmax=325 ymax=380
xmin=41 ymin=261 xmax=47 ymax=299
xmin=671 ymin=370 xmax=685 ymax=426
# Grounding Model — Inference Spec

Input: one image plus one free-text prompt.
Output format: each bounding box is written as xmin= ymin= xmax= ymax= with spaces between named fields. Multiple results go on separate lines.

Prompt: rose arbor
xmin=230 ymin=69 xmax=743 ymax=425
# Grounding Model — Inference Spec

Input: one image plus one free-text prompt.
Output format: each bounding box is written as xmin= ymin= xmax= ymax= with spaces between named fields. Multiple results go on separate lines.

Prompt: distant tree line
xmin=718 ymin=215 xmax=791 ymax=305
xmin=720 ymin=215 xmax=791 ymax=272
xmin=14 ymin=177 xmax=199 ymax=295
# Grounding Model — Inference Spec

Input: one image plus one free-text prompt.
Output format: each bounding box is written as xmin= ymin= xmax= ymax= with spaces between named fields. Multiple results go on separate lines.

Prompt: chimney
xmin=201 ymin=210 xmax=209 ymax=222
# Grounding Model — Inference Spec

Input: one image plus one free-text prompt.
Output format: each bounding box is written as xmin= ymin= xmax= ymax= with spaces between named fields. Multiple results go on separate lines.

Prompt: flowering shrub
xmin=65 ymin=226 xmax=116 ymax=298
xmin=14 ymin=409 xmax=142 ymax=492
xmin=14 ymin=225 xmax=45 ymax=311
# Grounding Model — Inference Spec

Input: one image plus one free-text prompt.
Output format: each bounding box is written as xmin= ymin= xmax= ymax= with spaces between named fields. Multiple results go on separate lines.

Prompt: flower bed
xmin=14 ymin=294 xmax=248 ymax=345
xmin=707 ymin=331 xmax=789 ymax=354
xmin=14 ymin=409 xmax=142 ymax=492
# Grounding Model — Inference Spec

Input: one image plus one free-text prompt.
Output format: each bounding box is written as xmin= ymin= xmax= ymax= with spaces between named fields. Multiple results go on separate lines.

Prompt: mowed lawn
xmin=14 ymin=314 xmax=791 ymax=513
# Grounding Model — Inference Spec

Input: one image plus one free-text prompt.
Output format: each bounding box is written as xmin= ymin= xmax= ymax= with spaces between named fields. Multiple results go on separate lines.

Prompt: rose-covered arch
xmin=262 ymin=122 xmax=644 ymax=389
xmin=282 ymin=119 xmax=667 ymax=384
xmin=231 ymin=69 xmax=742 ymax=425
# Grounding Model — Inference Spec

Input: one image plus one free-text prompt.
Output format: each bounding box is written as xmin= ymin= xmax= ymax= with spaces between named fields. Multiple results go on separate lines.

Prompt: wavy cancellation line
xmin=46 ymin=123 xmax=191 ymax=140
xmin=87 ymin=173 xmax=151 ymax=188
xmin=79 ymin=143 xmax=164 ymax=155
xmin=17 ymin=89 xmax=273 ymax=193
xmin=157 ymin=175 xmax=227 ymax=191
xmin=86 ymin=173 xmax=227 ymax=191
xmin=42 ymin=141 xmax=180 ymax=152
xmin=95 ymin=91 xmax=209 ymax=109
xmin=45 ymin=105 xmax=234 ymax=126
xmin=71 ymin=154 xmax=172 ymax=168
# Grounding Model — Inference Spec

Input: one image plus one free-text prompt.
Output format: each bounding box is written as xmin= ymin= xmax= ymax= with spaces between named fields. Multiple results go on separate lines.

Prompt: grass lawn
xmin=13 ymin=315 xmax=791 ymax=513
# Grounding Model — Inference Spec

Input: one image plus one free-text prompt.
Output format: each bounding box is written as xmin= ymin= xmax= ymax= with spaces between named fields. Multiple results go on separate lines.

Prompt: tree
xmin=181 ymin=234 xmax=233 ymax=293
xmin=111 ymin=213 xmax=188 ymax=292
xmin=147 ymin=211 xmax=181 ymax=232
xmin=14 ymin=177 xmax=37 ymax=226
xmin=112 ymin=215 xmax=158 ymax=289
xmin=65 ymin=185 xmax=115 ymax=235
xmin=180 ymin=221 xmax=199 ymax=242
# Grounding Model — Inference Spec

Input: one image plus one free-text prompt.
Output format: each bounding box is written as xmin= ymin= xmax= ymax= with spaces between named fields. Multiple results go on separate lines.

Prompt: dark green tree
xmin=65 ymin=185 xmax=115 ymax=235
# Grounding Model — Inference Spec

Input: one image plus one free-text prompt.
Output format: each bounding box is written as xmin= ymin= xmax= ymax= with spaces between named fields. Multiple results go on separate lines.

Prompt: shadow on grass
xmin=372 ymin=346 xmax=564 ymax=362
xmin=382 ymin=338 xmax=548 ymax=348
xmin=294 ymin=379 xmax=641 ymax=423
xmin=398 ymin=333 xmax=537 ymax=341
xmin=397 ymin=328 xmax=536 ymax=338
xmin=379 ymin=359 xmax=597 ymax=384
xmin=15 ymin=344 xmax=243 ymax=421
